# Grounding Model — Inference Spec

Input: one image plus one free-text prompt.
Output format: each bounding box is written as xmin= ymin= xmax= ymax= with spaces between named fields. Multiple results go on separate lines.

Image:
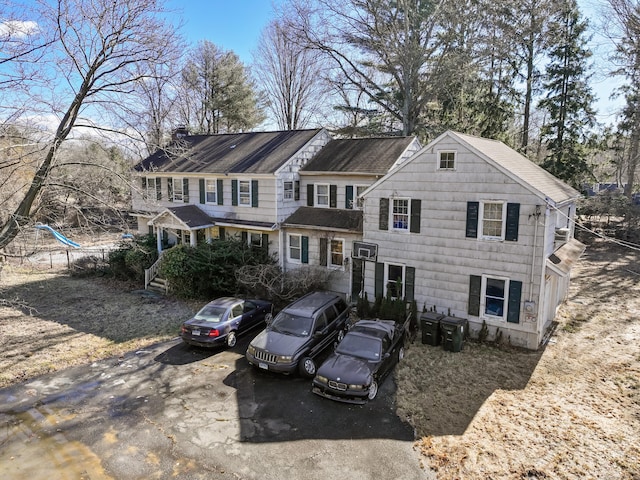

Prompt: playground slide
xmin=35 ymin=225 xmax=81 ymax=248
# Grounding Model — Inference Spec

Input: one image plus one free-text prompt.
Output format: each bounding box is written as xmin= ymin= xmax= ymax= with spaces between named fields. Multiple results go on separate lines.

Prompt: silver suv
xmin=246 ymin=291 xmax=350 ymax=377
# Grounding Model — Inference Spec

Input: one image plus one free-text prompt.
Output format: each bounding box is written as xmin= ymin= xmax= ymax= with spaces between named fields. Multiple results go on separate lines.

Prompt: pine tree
xmin=538 ymin=0 xmax=597 ymax=187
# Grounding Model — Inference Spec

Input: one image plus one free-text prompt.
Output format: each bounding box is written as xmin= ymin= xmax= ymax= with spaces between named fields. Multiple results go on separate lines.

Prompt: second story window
xmin=284 ymin=181 xmax=293 ymax=200
xmin=169 ymin=178 xmax=188 ymax=203
xmin=392 ymin=198 xmax=409 ymax=230
xmin=239 ymin=180 xmax=251 ymax=206
xmin=481 ymin=201 xmax=505 ymax=239
xmin=205 ymin=179 xmax=217 ymax=204
xmin=316 ymin=184 xmax=329 ymax=207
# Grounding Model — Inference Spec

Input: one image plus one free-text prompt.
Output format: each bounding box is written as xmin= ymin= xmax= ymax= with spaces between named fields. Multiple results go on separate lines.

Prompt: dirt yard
xmin=1 ymin=237 xmax=639 ymax=479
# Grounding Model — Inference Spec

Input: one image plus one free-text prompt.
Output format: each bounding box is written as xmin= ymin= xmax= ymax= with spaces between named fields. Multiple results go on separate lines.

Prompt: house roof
xmin=134 ymin=129 xmax=324 ymax=175
xmin=546 ymin=238 xmax=586 ymax=276
xmin=450 ymin=131 xmax=581 ymax=205
xmin=282 ymin=207 xmax=363 ymax=232
xmin=300 ymin=137 xmax=417 ymax=174
xmin=149 ymin=205 xmax=215 ymax=229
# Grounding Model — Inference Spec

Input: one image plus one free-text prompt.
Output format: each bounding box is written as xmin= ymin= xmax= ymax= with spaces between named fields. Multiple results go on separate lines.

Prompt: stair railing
xmin=144 ymin=250 xmax=165 ymax=291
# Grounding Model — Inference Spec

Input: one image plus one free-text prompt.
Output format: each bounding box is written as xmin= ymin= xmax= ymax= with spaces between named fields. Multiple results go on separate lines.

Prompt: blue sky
xmin=166 ymin=0 xmax=282 ymax=63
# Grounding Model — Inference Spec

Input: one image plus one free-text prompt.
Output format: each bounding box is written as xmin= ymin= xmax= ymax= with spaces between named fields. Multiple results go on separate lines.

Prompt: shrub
xmin=107 ymin=234 xmax=158 ymax=281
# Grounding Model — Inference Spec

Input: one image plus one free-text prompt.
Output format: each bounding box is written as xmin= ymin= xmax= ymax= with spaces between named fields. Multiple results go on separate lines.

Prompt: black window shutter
xmin=231 ymin=180 xmax=238 ymax=206
xmin=410 ymin=199 xmax=421 ymax=233
xmin=507 ymin=280 xmax=522 ymax=323
xmin=199 ymin=179 xmax=205 ymax=204
xmin=468 ymin=275 xmax=482 ymax=316
xmin=156 ymin=178 xmax=162 ymax=200
xmin=307 ymin=184 xmax=314 ymax=206
xmin=183 ymin=178 xmax=189 ymax=203
xmin=217 ymin=179 xmax=223 ymax=205
xmin=251 ymin=180 xmax=259 ymax=207
xmin=346 ymin=185 xmax=354 ymax=209
xmin=329 ymin=184 xmax=337 ymax=208
xmin=379 ymin=198 xmax=389 ymax=230
xmin=219 ymin=227 xmax=225 ymax=240
xmin=319 ymin=237 xmax=328 ymax=266
xmin=505 ymin=203 xmax=520 ymax=241
xmin=294 ymin=180 xmax=300 ymax=201
xmin=301 ymin=236 xmax=309 ymax=263
xmin=168 ymin=178 xmax=174 ymax=202
xmin=261 ymin=233 xmax=269 ymax=255
xmin=405 ymin=266 xmax=415 ymax=302
xmin=241 ymin=231 xmax=248 ymax=245
xmin=351 ymin=258 xmax=363 ymax=299
xmin=466 ymin=202 xmax=479 ymax=238
xmin=141 ymin=177 xmax=147 ymax=191
xmin=374 ymin=262 xmax=385 ymax=298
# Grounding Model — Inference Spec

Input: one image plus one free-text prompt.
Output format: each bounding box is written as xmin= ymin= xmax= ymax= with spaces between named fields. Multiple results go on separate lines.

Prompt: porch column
xmin=156 ymin=227 xmax=163 ymax=252
xmin=190 ymin=230 xmax=197 ymax=247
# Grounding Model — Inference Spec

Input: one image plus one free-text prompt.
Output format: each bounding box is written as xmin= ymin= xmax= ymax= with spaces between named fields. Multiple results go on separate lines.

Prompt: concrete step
xmin=147 ymin=277 xmax=168 ymax=294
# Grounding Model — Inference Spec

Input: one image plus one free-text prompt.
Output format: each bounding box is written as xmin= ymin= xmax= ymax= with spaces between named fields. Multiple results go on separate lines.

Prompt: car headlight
xmin=276 ymin=355 xmax=293 ymax=363
xmin=349 ymin=384 xmax=365 ymax=390
xmin=247 ymin=345 xmax=256 ymax=355
xmin=315 ymin=375 xmax=328 ymax=384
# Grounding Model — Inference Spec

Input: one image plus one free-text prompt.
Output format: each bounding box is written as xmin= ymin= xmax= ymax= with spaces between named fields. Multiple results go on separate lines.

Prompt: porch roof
xmin=282 ymin=207 xmax=363 ymax=233
xmin=546 ymin=238 xmax=587 ymax=276
xmin=149 ymin=205 xmax=215 ymax=230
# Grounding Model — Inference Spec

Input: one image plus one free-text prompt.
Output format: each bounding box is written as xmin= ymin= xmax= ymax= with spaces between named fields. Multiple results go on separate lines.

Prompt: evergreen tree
xmin=538 ymin=0 xmax=597 ymax=187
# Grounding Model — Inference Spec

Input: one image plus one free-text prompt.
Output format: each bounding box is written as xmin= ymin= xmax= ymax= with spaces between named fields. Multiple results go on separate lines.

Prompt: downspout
xmin=528 ymin=205 xmax=541 ymax=301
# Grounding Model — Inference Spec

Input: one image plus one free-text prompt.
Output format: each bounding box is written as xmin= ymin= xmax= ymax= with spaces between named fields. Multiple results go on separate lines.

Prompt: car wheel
xmin=226 ymin=331 xmax=237 ymax=348
xmin=367 ymin=380 xmax=378 ymax=401
xmin=299 ymin=356 xmax=316 ymax=377
xmin=398 ymin=346 xmax=405 ymax=362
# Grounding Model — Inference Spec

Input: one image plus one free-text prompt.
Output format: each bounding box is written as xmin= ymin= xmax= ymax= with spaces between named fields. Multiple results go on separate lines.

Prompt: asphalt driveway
xmin=0 ymin=332 xmax=432 ymax=480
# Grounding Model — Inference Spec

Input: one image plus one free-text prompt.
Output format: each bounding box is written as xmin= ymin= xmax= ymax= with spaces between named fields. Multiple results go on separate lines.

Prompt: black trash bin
xmin=440 ymin=316 xmax=468 ymax=352
xmin=420 ymin=312 xmax=445 ymax=346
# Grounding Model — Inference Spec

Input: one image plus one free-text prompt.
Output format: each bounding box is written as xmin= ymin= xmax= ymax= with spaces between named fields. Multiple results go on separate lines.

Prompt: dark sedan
xmin=181 ymin=297 xmax=273 ymax=348
xmin=312 ymin=319 xmax=405 ymax=404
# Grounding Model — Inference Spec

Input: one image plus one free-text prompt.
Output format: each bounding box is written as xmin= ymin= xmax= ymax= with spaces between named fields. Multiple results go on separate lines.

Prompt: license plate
xmin=192 ymin=329 xmax=200 ymax=336
xmin=259 ymin=362 xmax=268 ymax=370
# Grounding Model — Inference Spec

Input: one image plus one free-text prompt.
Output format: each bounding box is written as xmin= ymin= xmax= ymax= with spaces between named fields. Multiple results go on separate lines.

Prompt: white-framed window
xmin=144 ymin=177 xmax=157 ymax=199
xmin=289 ymin=234 xmax=301 ymax=262
xmin=438 ymin=151 xmax=456 ymax=170
xmin=250 ymin=232 xmax=262 ymax=248
xmin=239 ymin=180 xmax=251 ymax=206
xmin=385 ymin=263 xmax=405 ymax=299
xmin=284 ymin=181 xmax=294 ymax=200
xmin=480 ymin=201 xmax=506 ymax=239
xmin=205 ymin=179 xmax=217 ymax=204
xmin=392 ymin=198 xmax=410 ymax=230
xmin=316 ymin=184 xmax=329 ymax=207
xmin=329 ymin=239 xmax=344 ymax=268
xmin=481 ymin=275 xmax=509 ymax=320
xmin=172 ymin=177 xmax=184 ymax=202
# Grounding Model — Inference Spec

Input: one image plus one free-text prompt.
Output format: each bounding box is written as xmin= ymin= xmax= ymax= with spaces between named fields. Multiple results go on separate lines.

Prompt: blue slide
xmin=35 ymin=225 xmax=81 ymax=248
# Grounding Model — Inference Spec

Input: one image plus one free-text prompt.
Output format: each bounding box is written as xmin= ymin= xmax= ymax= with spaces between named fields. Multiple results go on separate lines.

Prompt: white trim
xmin=479 ymin=200 xmax=507 ymax=241
xmin=205 ymin=178 xmax=218 ymax=205
xmin=390 ymin=197 xmax=411 ymax=232
xmin=328 ymin=238 xmax=345 ymax=269
xmin=480 ymin=274 xmax=510 ymax=321
xmin=384 ymin=262 xmax=406 ymax=299
xmin=315 ymin=183 xmax=330 ymax=208
xmin=288 ymin=233 xmax=302 ymax=263
xmin=437 ymin=150 xmax=456 ymax=170
xmin=238 ymin=179 xmax=252 ymax=206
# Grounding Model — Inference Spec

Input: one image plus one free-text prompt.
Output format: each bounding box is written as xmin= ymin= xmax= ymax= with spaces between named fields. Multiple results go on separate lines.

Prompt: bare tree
xmin=253 ymin=17 xmax=328 ymax=130
xmin=286 ymin=0 xmax=449 ymax=137
xmin=605 ymin=0 xmax=640 ymax=198
xmin=0 ymin=0 xmax=181 ymax=250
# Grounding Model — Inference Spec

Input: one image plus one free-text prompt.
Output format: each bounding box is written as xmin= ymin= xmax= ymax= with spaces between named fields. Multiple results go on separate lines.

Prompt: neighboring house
xmin=358 ymin=131 xmax=585 ymax=349
xmin=131 ymin=129 xmax=332 ymax=256
xmin=281 ymin=137 xmax=421 ymax=295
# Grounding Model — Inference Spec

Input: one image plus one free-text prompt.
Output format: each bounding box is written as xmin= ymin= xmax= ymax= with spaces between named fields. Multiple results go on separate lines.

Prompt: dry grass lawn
xmin=1 ymin=236 xmax=639 ymax=479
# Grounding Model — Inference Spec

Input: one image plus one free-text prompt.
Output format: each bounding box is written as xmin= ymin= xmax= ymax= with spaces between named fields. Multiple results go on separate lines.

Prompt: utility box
xmin=420 ymin=312 xmax=445 ymax=346
xmin=440 ymin=316 xmax=468 ymax=352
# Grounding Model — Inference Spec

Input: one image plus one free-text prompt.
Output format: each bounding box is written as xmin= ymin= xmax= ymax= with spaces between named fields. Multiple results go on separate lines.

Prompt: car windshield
xmin=269 ymin=312 xmax=313 ymax=337
xmin=336 ymin=334 xmax=382 ymax=361
xmin=193 ymin=305 xmax=227 ymax=322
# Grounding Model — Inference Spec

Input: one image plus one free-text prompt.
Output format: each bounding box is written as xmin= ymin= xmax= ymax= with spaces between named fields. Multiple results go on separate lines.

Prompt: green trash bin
xmin=421 ymin=312 xmax=445 ymax=346
xmin=440 ymin=316 xmax=468 ymax=352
